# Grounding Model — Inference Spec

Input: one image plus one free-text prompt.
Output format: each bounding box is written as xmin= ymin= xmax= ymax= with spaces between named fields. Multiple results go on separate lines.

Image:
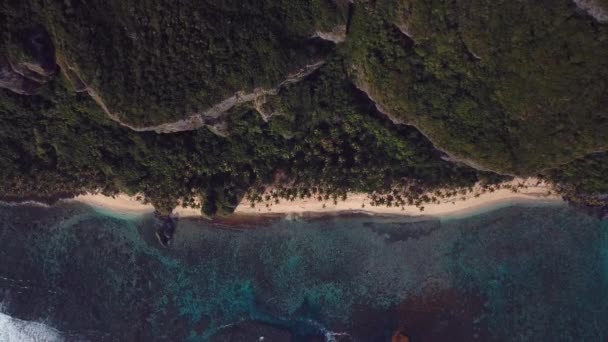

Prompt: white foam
xmin=0 ymin=311 xmax=63 ymax=342
xmin=0 ymin=200 xmax=51 ymax=208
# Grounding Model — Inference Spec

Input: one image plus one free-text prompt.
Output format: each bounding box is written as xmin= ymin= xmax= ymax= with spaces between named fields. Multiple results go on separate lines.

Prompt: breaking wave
xmin=0 ymin=310 xmax=63 ymax=342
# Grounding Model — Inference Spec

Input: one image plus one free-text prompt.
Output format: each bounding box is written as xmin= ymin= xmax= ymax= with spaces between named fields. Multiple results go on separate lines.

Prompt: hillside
xmin=1 ymin=0 xmax=607 ymax=215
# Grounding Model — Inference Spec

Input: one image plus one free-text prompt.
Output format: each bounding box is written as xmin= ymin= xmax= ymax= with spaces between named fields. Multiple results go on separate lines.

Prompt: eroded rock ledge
xmin=573 ymin=0 xmax=608 ymax=22
xmin=0 ymin=26 xmax=58 ymax=95
xmin=351 ymin=76 xmax=513 ymax=176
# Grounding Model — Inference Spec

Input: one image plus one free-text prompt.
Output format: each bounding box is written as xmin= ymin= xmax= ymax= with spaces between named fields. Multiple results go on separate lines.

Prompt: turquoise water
xmin=0 ymin=202 xmax=606 ymax=341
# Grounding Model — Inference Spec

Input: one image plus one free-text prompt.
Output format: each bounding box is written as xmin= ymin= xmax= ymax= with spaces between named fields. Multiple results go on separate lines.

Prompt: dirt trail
xmin=57 ymin=25 xmax=351 ymax=134
xmin=71 ymin=60 xmax=326 ymax=134
xmin=133 ymin=60 xmax=326 ymax=133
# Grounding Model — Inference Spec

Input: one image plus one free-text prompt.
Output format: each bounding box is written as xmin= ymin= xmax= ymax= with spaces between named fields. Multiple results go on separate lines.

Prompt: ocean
xmin=0 ymin=202 xmax=606 ymax=341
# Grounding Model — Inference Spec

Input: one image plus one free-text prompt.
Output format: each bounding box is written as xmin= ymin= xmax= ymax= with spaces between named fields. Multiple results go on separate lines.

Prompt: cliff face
xmin=0 ymin=59 xmax=42 ymax=95
xmin=573 ymin=0 xmax=608 ymax=22
xmin=347 ymin=0 xmax=608 ymax=175
xmin=0 ymin=26 xmax=57 ymax=95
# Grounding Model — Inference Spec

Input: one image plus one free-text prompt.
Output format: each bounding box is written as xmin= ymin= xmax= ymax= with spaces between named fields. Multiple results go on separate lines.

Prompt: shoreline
xmin=237 ymin=177 xmax=562 ymax=219
xmin=52 ymin=178 xmax=563 ymax=220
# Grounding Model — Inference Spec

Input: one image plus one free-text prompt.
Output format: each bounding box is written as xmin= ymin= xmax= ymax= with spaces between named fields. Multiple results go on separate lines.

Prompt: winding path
xmin=79 ymin=60 xmax=326 ymax=134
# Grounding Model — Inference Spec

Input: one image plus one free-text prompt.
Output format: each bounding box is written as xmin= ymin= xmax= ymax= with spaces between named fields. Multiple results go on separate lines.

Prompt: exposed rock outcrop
xmin=0 ymin=25 xmax=57 ymax=95
xmin=154 ymin=212 xmax=177 ymax=247
xmin=313 ymin=25 xmax=347 ymax=43
xmin=351 ymin=73 xmax=512 ymax=176
xmin=392 ymin=6 xmax=416 ymax=40
xmin=573 ymin=0 xmax=608 ymax=22
xmin=0 ymin=58 xmax=45 ymax=95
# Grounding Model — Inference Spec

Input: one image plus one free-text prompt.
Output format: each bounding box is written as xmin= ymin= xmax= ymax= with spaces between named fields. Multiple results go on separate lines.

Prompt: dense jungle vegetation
xmin=349 ymin=0 xmax=608 ymax=174
xmin=1 ymin=0 xmax=348 ymax=124
xmin=1 ymin=0 xmax=608 ymax=215
xmin=0 ymin=61 xmax=491 ymax=215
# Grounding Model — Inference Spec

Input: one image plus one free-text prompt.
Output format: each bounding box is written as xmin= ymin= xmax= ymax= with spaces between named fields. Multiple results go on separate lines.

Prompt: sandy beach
xmin=237 ymin=177 xmax=562 ymax=218
xmin=66 ymin=177 xmax=563 ymax=219
xmin=65 ymin=193 xmax=203 ymax=217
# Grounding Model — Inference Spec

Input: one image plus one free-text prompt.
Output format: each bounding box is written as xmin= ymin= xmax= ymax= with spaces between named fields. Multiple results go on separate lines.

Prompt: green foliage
xmin=4 ymin=0 xmax=345 ymax=125
xmin=262 ymin=58 xmax=483 ymax=193
xmin=546 ymin=153 xmax=608 ymax=196
xmin=0 ymin=67 xmax=486 ymax=215
xmin=1 ymin=0 xmax=608 ymax=213
xmin=347 ymin=0 xmax=608 ymax=174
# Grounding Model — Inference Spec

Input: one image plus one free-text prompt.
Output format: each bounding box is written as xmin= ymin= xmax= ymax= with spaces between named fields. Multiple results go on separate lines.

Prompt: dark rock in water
xmin=564 ymin=197 xmax=608 ymax=219
xmin=0 ymin=25 xmax=57 ymax=95
xmin=391 ymin=331 xmax=411 ymax=342
xmin=154 ymin=212 xmax=177 ymax=247
xmin=210 ymin=321 xmax=292 ymax=342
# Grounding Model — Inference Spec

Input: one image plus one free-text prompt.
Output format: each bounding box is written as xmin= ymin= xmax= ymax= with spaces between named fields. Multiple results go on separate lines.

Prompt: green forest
xmin=1 ymin=0 xmax=607 ymax=216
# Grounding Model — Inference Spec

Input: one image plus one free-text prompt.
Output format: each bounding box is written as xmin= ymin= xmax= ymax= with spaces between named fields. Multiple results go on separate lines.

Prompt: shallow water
xmin=0 ymin=202 xmax=606 ymax=341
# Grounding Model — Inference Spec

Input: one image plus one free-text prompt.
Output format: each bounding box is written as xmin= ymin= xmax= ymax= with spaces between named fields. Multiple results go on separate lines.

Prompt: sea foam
xmin=0 ymin=311 xmax=63 ymax=342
